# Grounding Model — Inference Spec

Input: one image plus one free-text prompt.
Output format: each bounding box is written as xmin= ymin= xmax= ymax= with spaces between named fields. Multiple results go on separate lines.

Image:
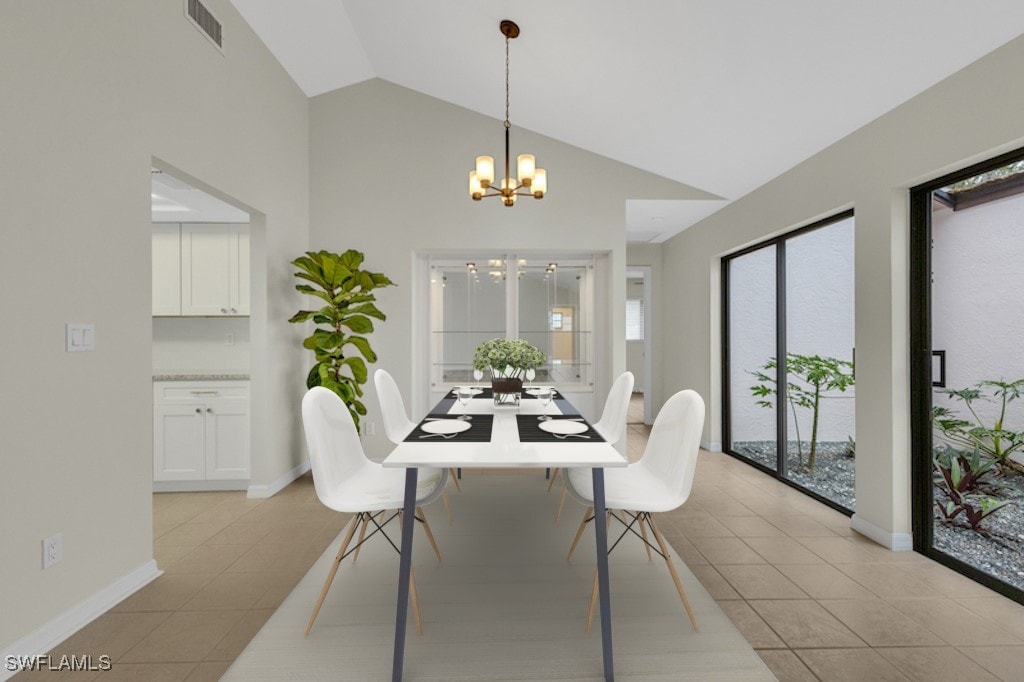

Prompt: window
xmin=428 ymin=254 xmax=595 ymax=390
xmin=625 ymin=299 xmax=644 ymax=341
xmin=722 ymin=210 xmax=855 ymax=512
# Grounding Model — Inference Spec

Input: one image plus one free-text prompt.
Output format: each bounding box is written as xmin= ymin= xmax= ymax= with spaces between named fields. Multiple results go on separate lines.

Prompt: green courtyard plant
xmin=932 ymin=378 xmax=1024 ymax=469
xmin=750 ymin=353 xmax=855 ymax=471
xmin=289 ymin=249 xmax=394 ymax=430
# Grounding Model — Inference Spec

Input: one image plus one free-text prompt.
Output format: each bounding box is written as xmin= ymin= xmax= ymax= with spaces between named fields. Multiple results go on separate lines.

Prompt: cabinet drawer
xmin=155 ymin=382 xmax=249 ymax=403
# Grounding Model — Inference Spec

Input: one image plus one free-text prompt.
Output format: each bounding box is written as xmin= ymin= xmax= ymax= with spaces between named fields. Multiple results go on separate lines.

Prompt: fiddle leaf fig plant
xmin=289 ymin=249 xmax=394 ymax=430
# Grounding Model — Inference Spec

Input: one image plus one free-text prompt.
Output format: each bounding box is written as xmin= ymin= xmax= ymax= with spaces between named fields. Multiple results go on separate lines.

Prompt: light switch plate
xmin=66 ymin=324 xmax=95 ymax=352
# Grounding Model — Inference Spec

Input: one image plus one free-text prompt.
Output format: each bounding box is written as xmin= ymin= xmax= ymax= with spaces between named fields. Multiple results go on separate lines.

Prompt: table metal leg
xmin=392 ymin=467 xmax=418 ymax=682
xmin=592 ymin=467 xmax=614 ymax=681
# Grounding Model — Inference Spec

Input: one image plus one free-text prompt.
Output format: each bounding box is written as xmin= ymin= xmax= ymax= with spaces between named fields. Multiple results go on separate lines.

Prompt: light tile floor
xmin=641 ymin=428 xmax=1024 ymax=682
xmin=15 ymin=424 xmax=1024 ymax=681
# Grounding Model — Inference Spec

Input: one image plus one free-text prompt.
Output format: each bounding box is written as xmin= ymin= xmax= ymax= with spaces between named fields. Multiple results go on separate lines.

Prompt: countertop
xmin=153 ymin=372 xmax=250 ymax=382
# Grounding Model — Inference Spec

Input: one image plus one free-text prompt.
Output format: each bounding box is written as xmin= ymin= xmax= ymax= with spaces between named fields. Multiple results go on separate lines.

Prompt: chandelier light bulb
xmin=469 ymin=171 xmax=483 ymax=200
xmin=475 ymin=156 xmax=494 ymax=187
xmin=532 ymin=169 xmax=547 ymax=197
xmin=517 ymin=154 xmax=535 ymax=186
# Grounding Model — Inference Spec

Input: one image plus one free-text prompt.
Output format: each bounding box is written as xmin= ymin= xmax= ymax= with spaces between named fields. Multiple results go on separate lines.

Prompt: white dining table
xmin=382 ymin=389 xmax=627 ymax=681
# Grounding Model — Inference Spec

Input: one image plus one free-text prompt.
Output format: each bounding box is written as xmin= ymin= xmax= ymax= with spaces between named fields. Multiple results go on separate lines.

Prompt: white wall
xmin=659 ymin=34 xmax=1024 ymax=540
xmin=0 ymin=1 xmax=309 ymax=652
xmin=932 ymin=194 xmax=1024 ymax=432
xmin=309 ymin=79 xmax=707 ymax=459
xmin=152 ymin=317 xmax=250 ymax=372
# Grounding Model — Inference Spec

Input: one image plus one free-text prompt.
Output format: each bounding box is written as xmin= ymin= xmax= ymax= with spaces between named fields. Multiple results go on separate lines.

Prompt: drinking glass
xmin=473 ymin=368 xmax=483 ymax=385
xmin=525 ymin=368 xmax=536 ymax=390
xmin=457 ymin=387 xmax=474 ymax=421
xmin=536 ymin=387 xmax=553 ymax=421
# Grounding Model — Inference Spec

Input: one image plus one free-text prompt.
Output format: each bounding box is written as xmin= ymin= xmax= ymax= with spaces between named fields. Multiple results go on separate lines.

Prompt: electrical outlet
xmin=42 ymin=533 xmax=62 ymax=569
xmin=364 ymin=421 xmax=376 ymax=436
xmin=225 ymin=333 xmax=234 ymax=345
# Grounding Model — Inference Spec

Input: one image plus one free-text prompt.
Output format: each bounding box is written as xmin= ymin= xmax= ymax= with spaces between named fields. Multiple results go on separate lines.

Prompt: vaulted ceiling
xmin=230 ymin=0 xmax=1024 ymax=242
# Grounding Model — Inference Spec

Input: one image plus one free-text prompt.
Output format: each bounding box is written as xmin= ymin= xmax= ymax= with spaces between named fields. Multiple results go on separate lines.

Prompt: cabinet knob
xmin=195 ymin=408 xmax=202 ymax=414
xmin=221 ymin=308 xmax=228 ymax=313
xmin=207 ymin=408 xmax=213 ymax=413
xmin=230 ymin=308 xmax=237 ymax=314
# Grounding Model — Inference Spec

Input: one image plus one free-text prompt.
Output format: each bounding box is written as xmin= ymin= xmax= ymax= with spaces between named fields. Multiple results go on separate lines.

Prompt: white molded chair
xmin=550 ymin=371 xmax=635 ymax=520
xmin=301 ymin=386 xmax=448 ymax=636
xmin=565 ymin=389 xmax=705 ymax=632
xmin=374 ymin=369 xmax=459 ymax=523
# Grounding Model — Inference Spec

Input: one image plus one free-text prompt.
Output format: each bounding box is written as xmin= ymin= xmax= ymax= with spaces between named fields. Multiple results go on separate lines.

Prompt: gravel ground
xmin=933 ymin=461 xmax=1024 ymax=592
xmin=731 ymin=441 xmax=855 ymax=510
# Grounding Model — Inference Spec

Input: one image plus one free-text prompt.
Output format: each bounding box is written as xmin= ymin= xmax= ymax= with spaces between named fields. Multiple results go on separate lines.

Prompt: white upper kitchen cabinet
xmin=180 ymin=223 xmax=250 ymax=316
xmin=152 ymin=223 xmax=182 ymax=315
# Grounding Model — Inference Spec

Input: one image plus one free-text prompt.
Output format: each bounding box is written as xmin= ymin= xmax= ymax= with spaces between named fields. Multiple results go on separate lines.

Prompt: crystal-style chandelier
xmin=469 ymin=20 xmax=547 ymax=206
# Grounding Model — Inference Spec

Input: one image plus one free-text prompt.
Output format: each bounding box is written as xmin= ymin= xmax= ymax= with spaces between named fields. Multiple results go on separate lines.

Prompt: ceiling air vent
xmin=185 ymin=0 xmax=223 ymax=52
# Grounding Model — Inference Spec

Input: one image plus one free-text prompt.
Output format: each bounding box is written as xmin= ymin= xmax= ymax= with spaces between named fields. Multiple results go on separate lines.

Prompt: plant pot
xmin=491 ymin=377 xmax=523 ymax=407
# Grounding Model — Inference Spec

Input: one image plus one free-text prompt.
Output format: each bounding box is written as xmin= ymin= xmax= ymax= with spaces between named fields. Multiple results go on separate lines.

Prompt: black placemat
xmin=516 ymin=415 xmax=605 ymax=442
xmin=404 ymin=414 xmax=494 ymax=442
xmin=445 ymin=387 xmax=564 ymax=401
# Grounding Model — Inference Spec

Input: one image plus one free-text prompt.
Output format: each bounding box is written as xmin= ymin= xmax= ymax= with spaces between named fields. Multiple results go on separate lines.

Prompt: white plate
xmin=524 ymin=386 xmax=556 ymax=396
xmin=538 ymin=420 xmax=588 ymax=435
xmin=421 ymin=419 xmax=472 ymax=435
xmin=450 ymin=387 xmax=484 ymax=397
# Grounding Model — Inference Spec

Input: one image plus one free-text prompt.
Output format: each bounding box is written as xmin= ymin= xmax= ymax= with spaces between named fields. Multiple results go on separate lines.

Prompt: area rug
xmin=223 ymin=473 xmax=774 ymax=680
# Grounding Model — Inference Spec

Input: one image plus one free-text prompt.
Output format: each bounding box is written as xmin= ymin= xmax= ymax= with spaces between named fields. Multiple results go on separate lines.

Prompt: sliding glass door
xmin=725 ymin=245 xmax=777 ymax=470
xmin=911 ymin=151 xmax=1024 ymax=603
xmin=723 ymin=211 xmax=856 ymax=512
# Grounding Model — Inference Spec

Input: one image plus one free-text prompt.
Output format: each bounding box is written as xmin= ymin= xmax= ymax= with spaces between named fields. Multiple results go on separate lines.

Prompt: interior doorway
xmin=149 ymin=161 xmax=257 ymax=494
xmin=626 ymin=267 xmax=653 ymax=424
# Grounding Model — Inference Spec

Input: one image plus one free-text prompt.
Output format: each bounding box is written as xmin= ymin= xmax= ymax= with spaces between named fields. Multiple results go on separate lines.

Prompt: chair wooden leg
xmin=586 ymin=568 xmax=599 ymax=633
xmin=352 ymin=512 xmax=372 ymax=563
xmin=417 ymin=506 xmax=442 ymax=562
xmin=637 ymin=511 xmax=653 ymax=561
xmin=648 ymin=514 xmax=699 ymax=631
xmin=449 ymin=468 xmax=462 ymax=492
xmin=305 ymin=513 xmax=361 ymax=636
xmin=409 ymin=566 xmax=423 ymax=636
xmin=442 ymin=489 xmax=453 ymax=525
xmin=547 ymin=467 xmax=561 ymax=492
xmin=554 ymin=484 xmax=568 ymax=523
xmin=567 ymin=506 xmax=593 ymax=561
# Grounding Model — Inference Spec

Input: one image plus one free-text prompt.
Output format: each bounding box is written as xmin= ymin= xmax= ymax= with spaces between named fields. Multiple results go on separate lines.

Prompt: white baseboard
xmin=851 ymin=514 xmax=913 ymax=551
xmin=154 ymin=480 xmax=248 ymax=493
xmin=701 ymin=440 xmax=723 ymax=452
xmin=247 ymin=460 xmax=310 ymax=499
xmin=0 ymin=560 xmax=161 ymax=681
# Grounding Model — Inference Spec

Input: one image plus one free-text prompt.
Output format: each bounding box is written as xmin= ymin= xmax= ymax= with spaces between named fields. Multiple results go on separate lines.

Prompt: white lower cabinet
xmin=154 ymin=381 xmax=249 ymax=486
